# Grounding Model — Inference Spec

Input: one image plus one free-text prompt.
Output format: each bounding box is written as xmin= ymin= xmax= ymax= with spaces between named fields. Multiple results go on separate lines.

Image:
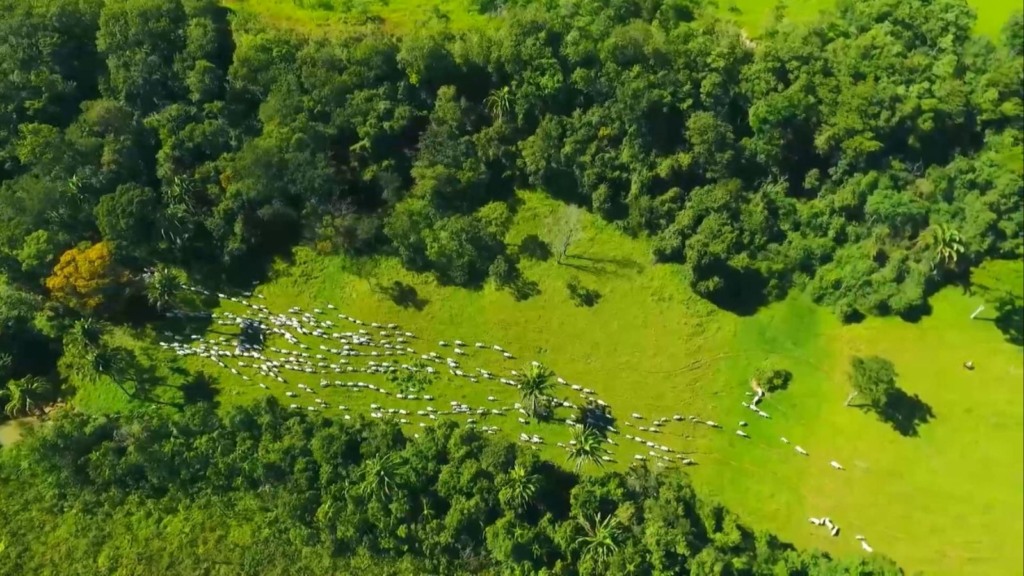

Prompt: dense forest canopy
xmin=1 ymin=0 xmax=1020 ymax=318
xmin=0 ymin=0 xmax=1021 ymax=571
xmin=0 ymin=400 xmax=905 ymax=575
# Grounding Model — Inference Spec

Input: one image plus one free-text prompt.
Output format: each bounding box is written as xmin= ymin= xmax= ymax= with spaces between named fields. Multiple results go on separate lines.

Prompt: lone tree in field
xmin=549 ymin=204 xmax=584 ymax=263
xmin=517 ymin=363 xmax=554 ymax=419
xmin=752 ymin=364 xmax=792 ymax=393
xmin=847 ymin=355 xmax=897 ymax=409
xmin=566 ymin=425 xmax=607 ymax=472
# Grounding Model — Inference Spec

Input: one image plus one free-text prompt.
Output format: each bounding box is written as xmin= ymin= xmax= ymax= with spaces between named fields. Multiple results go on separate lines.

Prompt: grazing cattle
xmin=736 ymin=430 xmax=749 ymax=438
xmin=795 ymin=446 xmax=808 ymax=455
xmin=808 ymin=518 xmax=823 ymax=526
xmin=860 ymin=541 xmax=873 ymax=553
xmin=830 ymin=461 xmax=844 ymax=470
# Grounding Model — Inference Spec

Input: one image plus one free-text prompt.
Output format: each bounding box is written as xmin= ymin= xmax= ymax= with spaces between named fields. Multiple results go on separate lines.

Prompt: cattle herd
xmin=156 ymin=285 xmax=875 ymax=553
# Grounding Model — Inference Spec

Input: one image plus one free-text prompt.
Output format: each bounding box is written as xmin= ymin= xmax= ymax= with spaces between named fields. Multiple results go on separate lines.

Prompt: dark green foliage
xmin=848 ymin=355 xmax=897 ymax=410
xmin=1002 ymin=11 xmax=1024 ymax=57
xmin=0 ymin=403 xmax=906 ymax=575
xmin=0 ymin=3 xmax=1016 ymax=568
xmin=489 ymin=253 xmax=521 ymax=289
xmin=847 ymin=355 xmax=935 ymax=436
xmin=566 ymin=277 xmax=602 ymax=307
xmin=0 ymin=0 xmax=1018 ymax=320
xmin=752 ymin=365 xmax=792 ymax=393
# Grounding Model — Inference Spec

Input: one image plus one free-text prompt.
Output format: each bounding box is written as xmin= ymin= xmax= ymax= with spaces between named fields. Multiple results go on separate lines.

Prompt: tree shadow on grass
xmin=869 ymin=388 xmax=935 ymax=437
xmin=375 ymin=281 xmax=429 ymax=311
xmin=509 ymin=277 xmax=541 ymax=301
xmin=972 ymin=303 xmax=1023 ymax=347
xmin=991 ymin=300 xmax=1024 ymax=346
xmin=560 ymin=255 xmax=643 ymax=279
xmin=897 ymin=299 xmax=933 ymax=323
xmin=706 ymin=279 xmax=770 ymax=317
xmin=180 ymin=372 xmax=221 ymax=408
xmin=570 ymin=255 xmax=644 ymax=273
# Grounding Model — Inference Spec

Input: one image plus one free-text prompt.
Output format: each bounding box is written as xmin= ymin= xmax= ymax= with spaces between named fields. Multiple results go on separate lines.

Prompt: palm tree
xmin=145 ymin=265 xmax=184 ymax=312
xmin=64 ymin=318 xmax=108 ymax=380
xmin=0 ymin=353 xmax=11 ymax=380
xmin=484 ymin=86 xmax=512 ymax=123
xmin=919 ymin=223 xmax=965 ymax=271
xmin=358 ymin=453 xmax=403 ymax=501
xmin=566 ymin=425 xmax=607 ymax=472
xmin=67 ymin=318 xmax=106 ymax=355
xmin=576 ymin=512 xmax=622 ymax=568
xmin=499 ymin=463 xmax=540 ymax=513
xmin=1 ymin=376 xmax=50 ymax=418
xmin=517 ymin=363 xmax=554 ymax=419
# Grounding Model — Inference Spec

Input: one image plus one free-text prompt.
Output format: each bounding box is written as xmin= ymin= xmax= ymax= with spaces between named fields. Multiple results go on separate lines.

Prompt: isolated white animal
xmin=795 ymin=446 xmax=808 ymax=455
xmin=830 ymin=460 xmax=844 ymax=470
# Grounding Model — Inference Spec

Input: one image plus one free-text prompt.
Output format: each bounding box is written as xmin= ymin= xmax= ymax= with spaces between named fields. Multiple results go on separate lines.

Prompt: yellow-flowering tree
xmin=45 ymin=242 xmax=123 ymax=312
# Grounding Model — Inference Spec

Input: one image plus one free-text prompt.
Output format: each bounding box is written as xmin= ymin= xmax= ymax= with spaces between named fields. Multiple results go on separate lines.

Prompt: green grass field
xmin=222 ymin=0 xmax=1018 ymax=38
xmin=96 ymin=191 xmax=1024 ymax=575
xmin=721 ymin=0 xmax=1014 ymax=37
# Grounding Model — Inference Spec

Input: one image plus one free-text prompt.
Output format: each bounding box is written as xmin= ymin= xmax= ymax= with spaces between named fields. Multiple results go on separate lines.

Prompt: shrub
xmin=489 ymin=254 xmax=520 ymax=288
xmin=752 ymin=365 xmax=793 ymax=393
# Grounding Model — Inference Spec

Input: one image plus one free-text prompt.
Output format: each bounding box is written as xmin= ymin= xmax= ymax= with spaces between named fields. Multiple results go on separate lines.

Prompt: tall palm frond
xmin=499 ymin=463 xmax=540 ymax=512
xmin=576 ymin=512 xmax=622 ymax=567
xmin=566 ymin=425 xmax=607 ymax=472
xmin=517 ymin=363 xmax=554 ymax=419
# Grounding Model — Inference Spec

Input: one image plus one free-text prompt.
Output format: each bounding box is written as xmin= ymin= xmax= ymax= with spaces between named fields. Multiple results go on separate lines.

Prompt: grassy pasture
xmin=116 ymin=191 xmax=1024 ymax=575
xmin=222 ymin=0 xmax=1019 ymax=38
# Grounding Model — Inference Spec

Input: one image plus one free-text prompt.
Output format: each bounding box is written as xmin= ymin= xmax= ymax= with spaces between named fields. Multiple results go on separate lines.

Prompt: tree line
xmin=0 ymin=399 xmax=905 ymax=575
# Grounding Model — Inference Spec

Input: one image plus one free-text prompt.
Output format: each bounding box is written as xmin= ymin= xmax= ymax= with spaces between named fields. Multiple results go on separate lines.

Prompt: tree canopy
xmin=848 ymin=355 xmax=898 ymax=410
xmin=0 ymin=401 xmax=906 ymax=575
xmin=0 ymin=0 xmax=1017 ymax=320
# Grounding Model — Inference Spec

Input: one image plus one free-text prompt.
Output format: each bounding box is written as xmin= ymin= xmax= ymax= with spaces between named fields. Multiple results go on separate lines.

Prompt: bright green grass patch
xmin=224 ymin=0 xmax=1018 ymax=38
xmin=70 ymin=326 xmax=209 ymax=415
xmin=968 ymin=0 xmax=1019 ymax=38
xmin=719 ymin=0 xmax=834 ymax=32
xmin=124 ymin=190 xmax=1024 ymax=575
xmin=722 ymin=0 xmax=1015 ymax=38
xmin=695 ymin=288 xmax=1023 ymax=575
xmin=223 ymin=0 xmax=488 ymax=35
